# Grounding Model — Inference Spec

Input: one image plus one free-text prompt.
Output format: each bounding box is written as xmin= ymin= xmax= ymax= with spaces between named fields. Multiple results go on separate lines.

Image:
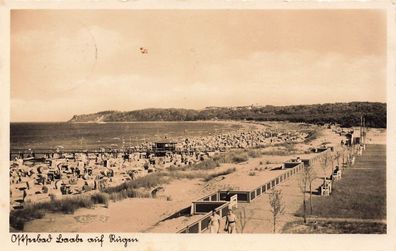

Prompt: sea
xmin=10 ymin=122 xmax=242 ymax=150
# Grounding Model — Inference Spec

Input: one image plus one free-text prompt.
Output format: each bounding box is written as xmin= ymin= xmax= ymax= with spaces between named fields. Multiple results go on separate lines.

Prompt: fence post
xmin=190 ymin=203 xmax=195 ymax=215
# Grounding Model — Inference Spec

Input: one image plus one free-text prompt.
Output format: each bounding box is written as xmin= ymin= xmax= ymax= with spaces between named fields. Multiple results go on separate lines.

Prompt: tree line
xmin=69 ymin=102 xmax=386 ymax=128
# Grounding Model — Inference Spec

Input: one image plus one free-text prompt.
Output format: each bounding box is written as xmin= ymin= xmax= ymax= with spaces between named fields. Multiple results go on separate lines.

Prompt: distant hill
xmin=69 ymin=102 xmax=386 ymax=128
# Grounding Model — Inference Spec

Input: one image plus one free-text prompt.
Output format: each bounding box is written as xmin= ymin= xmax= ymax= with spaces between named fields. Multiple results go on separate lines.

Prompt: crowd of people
xmin=175 ymin=128 xmax=309 ymax=153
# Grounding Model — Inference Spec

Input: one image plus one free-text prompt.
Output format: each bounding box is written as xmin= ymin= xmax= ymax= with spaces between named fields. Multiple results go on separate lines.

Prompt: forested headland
xmin=69 ymin=102 xmax=386 ymax=128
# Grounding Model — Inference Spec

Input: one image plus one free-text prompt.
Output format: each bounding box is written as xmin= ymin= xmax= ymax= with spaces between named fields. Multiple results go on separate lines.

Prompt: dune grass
xmin=168 ymin=149 xmax=258 ymax=173
xmin=108 ymin=188 xmax=150 ymax=202
xmin=203 ymin=168 xmax=236 ymax=182
xmin=192 ymin=159 xmax=220 ymax=170
xmin=10 ymin=194 xmax=101 ymax=230
xmin=167 ymin=150 xmax=254 ymax=172
xmin=304 ymin=129 xmax=321 ymax=144
xmin=247 ymin=149 xmax=263 ymax=158
xmin=104 ymin=172 xmax=168 ymax=194
xmin=213 ymin=150 xmax=250 ymax=164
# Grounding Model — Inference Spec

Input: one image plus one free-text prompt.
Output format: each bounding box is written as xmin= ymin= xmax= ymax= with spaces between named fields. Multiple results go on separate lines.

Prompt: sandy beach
xmin=10 ymin=122 xmax=385 ymax=233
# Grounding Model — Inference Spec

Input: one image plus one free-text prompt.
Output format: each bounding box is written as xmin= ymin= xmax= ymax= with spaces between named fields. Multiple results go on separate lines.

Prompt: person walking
xmin=209 ymin=210 xmax=220 ymax=233
xmin=225 ymin=209 xmax=237 ymax=233
xmin=22 ymin=189 xmax=27 ymax=203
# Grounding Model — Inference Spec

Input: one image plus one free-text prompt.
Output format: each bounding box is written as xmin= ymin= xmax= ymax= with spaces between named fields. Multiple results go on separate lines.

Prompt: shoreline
xmin=11 ymin=120 xmax=249 ymax=124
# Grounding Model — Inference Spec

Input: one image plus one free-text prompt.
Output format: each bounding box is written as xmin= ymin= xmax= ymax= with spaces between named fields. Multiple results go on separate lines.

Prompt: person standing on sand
xmin=225 ymin=209 xmax=237 ymax=233
xmin=209 ymin=210 xmax=220 ymax=233
xmin=22 ymin=189 xmax=27 ymax=203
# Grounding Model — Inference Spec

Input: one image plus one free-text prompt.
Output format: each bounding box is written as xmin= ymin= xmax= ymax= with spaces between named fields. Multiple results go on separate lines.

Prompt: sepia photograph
xmin=3 ymin=3 xmax=394 ymax=249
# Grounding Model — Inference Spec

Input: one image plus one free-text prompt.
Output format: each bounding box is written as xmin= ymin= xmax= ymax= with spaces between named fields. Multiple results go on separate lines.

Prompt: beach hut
xmin=152 ymin=142 xmax=177 ymax=156
xmin=345 ymin=133 xmax=353 ymax=146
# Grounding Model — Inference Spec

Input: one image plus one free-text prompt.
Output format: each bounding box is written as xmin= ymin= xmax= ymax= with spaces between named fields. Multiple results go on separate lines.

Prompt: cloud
xmin=11 ymin=24 xmax=126 ymax=99
xmin=196 ymin=51 xmax=386 ymax=105
xmin=10 ymin=10 xmax=386 ymax=121
xmin=11 ymin=49 xmax=385 ymax=122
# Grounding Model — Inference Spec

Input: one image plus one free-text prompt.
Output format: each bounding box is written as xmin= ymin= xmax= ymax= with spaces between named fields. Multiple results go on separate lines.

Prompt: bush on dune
xmin=231 ymin=152 xmax=249 ymax=163
xmin=193 ymin=159 xmax=220 ymax=170
xmin=203 ymin=168 xmax=236 ymax=182
xmin=213 ymin=151 xmax=249 ymax=164
xmin=10 ymin=195 xmax=96 ymax=231
xmin=90 ymin=192 xmax=109 ymax=205
xmin=104 ymin=173 xmax=167 ymax=194
xmin=247 ymin=150 xmax=262 ymax=158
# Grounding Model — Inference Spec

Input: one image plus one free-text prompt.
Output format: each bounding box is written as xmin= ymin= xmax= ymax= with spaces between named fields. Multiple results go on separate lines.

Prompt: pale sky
xmin=11 ymin=10 xmax=387 ymax=122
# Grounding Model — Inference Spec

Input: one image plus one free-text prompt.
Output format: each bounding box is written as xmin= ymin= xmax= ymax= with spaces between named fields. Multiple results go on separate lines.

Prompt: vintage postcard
xmin=0 ymin=1 xmax=395 ymax=250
